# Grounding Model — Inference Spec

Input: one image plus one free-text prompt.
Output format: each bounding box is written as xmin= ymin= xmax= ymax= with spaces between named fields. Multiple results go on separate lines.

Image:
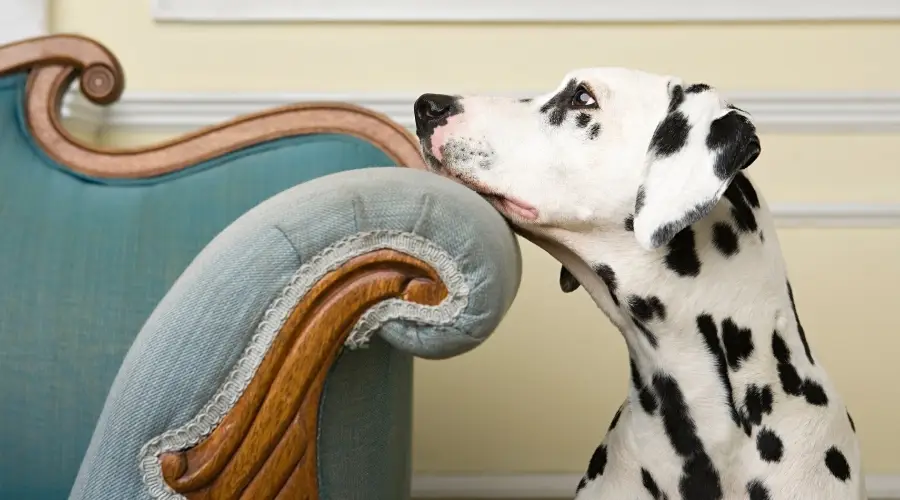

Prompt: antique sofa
xmin=0 ymin=35 xmax=522 ymax=499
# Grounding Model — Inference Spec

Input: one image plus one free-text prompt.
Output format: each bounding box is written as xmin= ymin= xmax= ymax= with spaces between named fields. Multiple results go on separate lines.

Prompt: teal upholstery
xmin=0 ymin=71 xmax=522 ymax=500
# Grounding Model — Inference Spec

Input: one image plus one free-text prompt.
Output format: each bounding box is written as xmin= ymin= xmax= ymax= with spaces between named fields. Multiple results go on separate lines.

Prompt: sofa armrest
xmin=71 ymin=167 xmax=521 ymax=500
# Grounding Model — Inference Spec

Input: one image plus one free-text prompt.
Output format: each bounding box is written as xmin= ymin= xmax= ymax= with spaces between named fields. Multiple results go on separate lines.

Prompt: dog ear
xmin=559 ymin=266 xmax=581 ymax=293
xmin=632 ymin=84 xmax=761 ymax=251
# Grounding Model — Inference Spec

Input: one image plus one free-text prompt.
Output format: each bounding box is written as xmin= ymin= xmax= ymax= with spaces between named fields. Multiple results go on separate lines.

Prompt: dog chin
xmin=487 ymin=196 xmax=541 ymax=224
xmin=426 ymin=161 xmax=540 ymax=224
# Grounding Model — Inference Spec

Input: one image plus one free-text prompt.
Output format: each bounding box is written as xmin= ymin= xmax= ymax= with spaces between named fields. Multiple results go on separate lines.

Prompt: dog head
xmin=413 ymin=67 xmax=760 ymax=255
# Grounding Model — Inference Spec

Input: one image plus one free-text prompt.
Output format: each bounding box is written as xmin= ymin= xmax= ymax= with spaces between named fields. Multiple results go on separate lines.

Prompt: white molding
xmin=62 ymin=90 xmax=900 ymax=133
xmin=771 ymin=204 xmax=900 ymax=228
xmin=0 ymin=0 xmax=48 ymax=45
xmin=151 ymin=0 xmax=900 ymax=23
xmin=59 ymin=89 xmax=900 ymax=229
xmin=411 ymin=473 xmax=900 ymax=499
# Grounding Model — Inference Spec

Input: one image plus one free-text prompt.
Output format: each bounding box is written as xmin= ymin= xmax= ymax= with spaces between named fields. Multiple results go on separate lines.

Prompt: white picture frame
xmin=152 ymin=0 xmax=900 ymax=23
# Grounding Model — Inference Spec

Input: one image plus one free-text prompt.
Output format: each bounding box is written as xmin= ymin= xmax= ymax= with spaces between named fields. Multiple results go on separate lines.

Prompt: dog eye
xmin=571 ymin=85 xmax=598 ymax=109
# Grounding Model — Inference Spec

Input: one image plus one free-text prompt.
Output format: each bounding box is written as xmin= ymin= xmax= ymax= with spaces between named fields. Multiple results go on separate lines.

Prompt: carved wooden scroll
xmin=158 ymin=250 xmax=447 ymax=499
xmin=0 ymin=34 xmax=426 ymax=178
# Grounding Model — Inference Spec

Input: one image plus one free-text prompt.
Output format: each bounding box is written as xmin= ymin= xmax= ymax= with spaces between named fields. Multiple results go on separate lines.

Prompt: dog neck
xmin=523 ymin=174 xmax=827 ymax=452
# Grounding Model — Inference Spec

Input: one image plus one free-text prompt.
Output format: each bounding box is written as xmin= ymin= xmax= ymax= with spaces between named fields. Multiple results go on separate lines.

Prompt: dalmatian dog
xmin=411 ymin=68 xmax=865 ymax=500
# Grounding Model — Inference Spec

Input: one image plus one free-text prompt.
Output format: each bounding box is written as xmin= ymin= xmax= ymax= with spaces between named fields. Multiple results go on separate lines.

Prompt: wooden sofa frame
xmin=0 ymin=34 xmax=437 ymax=499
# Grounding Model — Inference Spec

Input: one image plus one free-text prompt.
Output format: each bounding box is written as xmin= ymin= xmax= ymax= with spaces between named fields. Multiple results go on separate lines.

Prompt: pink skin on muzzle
xmin=428 ymin=114 xmax=464 ymax=161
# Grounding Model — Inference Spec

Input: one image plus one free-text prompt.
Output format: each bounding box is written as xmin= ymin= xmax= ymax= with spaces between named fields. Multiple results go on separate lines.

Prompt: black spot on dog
xmin=803 ymin=380 xmax=829 ymax=406
xmin=594 ymin=264 xmax=620 ymax=306
xmin=771 ymin=331 xmax=790 ymax=363
xmin=649 ymin=297 xmax=667 ymax=319
xmin=576 ymin=112 xmax=591 ymax=128
xmin=668 ymin=84 xmax=685 ymax=113
xmin=772 ymin=332 xmax=804 ymax=397
xmin=697 ymin=314 xmax=742 ymax=428
xmin=759 ymin=231 xmax=765 ymax=243
xmin=649 ymin=112 xmax=690 ymax=158
xmin=756 ymin=427 xmax=784 ymax=462
xmin=847 ymin=411 xmax=856 ymax=432
xmin=628 ymin=295 xmax=667 ymax=322
xmin=630 ymin=358 xmax=642 ymax=386
xmin=609 ymin=404 xmax=624 ymax=431
xmin=825 ymin=446 xmax=851 ymax=481
xmin=635 ymin=186 xmax=646 ymax=214
xmin=631 ymin=358 xmax=657 ymax=414
xmin=640 ymin=388 xmax=658 ymax=414
xmin=634 ymin=320 xmax=660 ymax=348
xmin=731 ymin=172 xmax=760 ymax=208
xmin=653 ymin=374 xmax=702 ymax=456
xmin=747 ymin=480 xmax=771 ymax=500
xmin=589 ymin=123 xmax=602 ymax=140
xmin=645 ymin=82 xmax=691 ymax=157
xmin=665 ymin=227 xmax=702 ymax=277
xmin=787 ymin=281 xmax=815 ymax=366
xmin=576 ymin=476 xmax=587 ymax=493
xmin=721 ymin=318 xmax=754 ymax=370
xmin=541 ymin=78 xmax=578 ymax=126
xmin=686 ymin=83 xmax=712 ymax=94
xmin=772 ymin=331 xmax=829 ymax=406
xmin=778 ymin=363 xmax=804 ymax=397
xmin=641 ymin=468 xmax=668 ymax=500
xmin=653 ymin=374 xmax=724 ymax=500
xmin=707 ymin=112 xmax=761 ymax=181
xmin=711 ymin=222 xmax=739 ymax=257
xmin=559 ymin=266 xmax=580 ymax=293
xmin=723 ymin=179 xmax=758 ymax=233
xmin=680 ymin=455 xmax=723 ymax=500
xmin=547 ymin=108 xmax=566 ymax=126
xmin=586 ymin=443 xmax=608 ymax=480
xmin=654 ymin=374 xmax=725 ymax=499
xmin=743 ymin=384 xmax=774 ymax=427
xmin=624 ymin=215 xmax=635 ymax=232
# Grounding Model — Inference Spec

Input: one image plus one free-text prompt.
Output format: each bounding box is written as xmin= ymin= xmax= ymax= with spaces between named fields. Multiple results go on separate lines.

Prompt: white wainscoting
xmin=0 ymin=0 xmax=48 ymax=45
xmin=151 ymin=0 xmax=900 ymax=23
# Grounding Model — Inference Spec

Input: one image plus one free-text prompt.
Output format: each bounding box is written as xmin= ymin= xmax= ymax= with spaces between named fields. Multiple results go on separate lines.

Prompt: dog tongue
xmin=500 ymin=197 xmax=539 ymax=221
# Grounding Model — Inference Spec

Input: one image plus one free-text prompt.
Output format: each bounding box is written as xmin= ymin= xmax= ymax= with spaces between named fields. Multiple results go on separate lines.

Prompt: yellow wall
xmin=50 ymin=0 xmax=900 ymax=476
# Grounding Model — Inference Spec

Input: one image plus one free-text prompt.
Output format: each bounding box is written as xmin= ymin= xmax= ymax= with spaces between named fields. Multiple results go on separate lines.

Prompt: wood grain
xmin=0 ymin=34 xmax=426 ymax=178
xmin=158 ymin=249 xmax=448 ymax=500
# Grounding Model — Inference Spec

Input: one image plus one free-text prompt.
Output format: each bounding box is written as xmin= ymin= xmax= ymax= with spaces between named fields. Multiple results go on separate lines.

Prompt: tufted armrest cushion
xmin=70 ymin=166 xmax=522 ymax=499
xmin=245 ymin=165 xmax=522 ymax=359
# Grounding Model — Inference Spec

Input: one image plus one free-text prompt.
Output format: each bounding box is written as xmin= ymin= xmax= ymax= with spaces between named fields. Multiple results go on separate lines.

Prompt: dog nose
xmin=414 ymin=93 xmax=458 ymax=129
